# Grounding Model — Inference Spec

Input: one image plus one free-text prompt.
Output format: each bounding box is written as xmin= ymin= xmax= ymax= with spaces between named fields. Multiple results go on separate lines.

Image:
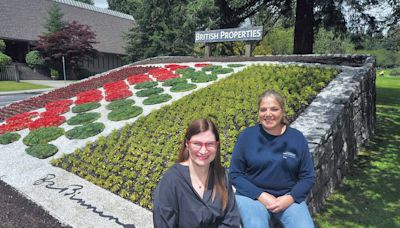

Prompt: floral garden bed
xmin=0 ymin=63 xmax=240 ymax=160
xmin=43 ymin=63 xmax=337 ymax=209
xmin=0 ymin=60 xmax=339 ymax=210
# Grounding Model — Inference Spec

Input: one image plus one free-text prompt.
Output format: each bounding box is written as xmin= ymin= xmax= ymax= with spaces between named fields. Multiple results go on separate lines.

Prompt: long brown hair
xmin=258 ymin=89 xmax=289 ymax=125
xmin=177 ymin=119 xmax=228 ymax=211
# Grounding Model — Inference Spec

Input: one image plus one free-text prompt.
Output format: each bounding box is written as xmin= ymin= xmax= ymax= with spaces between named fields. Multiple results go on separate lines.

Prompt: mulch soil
xmin=0 ymin=179 xmax=69 ymax=228
xmin=0 ymin=55 xmax=366 ymax=227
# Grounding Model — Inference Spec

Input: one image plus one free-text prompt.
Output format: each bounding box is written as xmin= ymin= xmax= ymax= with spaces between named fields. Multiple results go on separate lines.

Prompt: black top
xmin=153 ymin=164 xmax=241 ymax=228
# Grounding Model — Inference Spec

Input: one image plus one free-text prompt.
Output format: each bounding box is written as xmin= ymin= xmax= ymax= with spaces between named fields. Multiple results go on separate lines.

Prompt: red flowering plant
xmin=40 ymin=106 xmax=70 ymax=117
xmin=148 ymin=68 xmax=170 ymax=76
xmin=105 ymin=90 xmax=133 ymax=102
xmin=0 ymin=120 xmax=33 ymax=134
xmin=165 ymin=64 xmax=188 ymax=71
xmin=103 ymin=80 xmax=133 ymax=101
xmin=194 ymin=63 xmax=212 ymax=67
xmin=154 ymin=74 xmax=180 ymax=81
xmin=127 ymin=74 xmax=152 ymax=85
xmin=0 ymin=66 xmax=154 ymax=121
xmin=45 ymin=99 xmax=73 ymax=110
xmin=104 ymin=81 xmax=129 ymax=92
xmin=0 ymin=111 xmax=39 ymax=134
xmin=75 ymin=89 xmax=103 ymax=105
xmin=5 ymin=112 xmax=39 ymax=123
xmin=148 ymin=68 xmax=180 ymax=81
xmin=28 ymin=115 xmax=66 ymax=130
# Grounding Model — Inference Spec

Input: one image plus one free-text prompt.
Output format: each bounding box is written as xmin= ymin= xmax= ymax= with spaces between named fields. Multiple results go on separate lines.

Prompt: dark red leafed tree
xmin=35 ymin=20 xmax=98 ymax=78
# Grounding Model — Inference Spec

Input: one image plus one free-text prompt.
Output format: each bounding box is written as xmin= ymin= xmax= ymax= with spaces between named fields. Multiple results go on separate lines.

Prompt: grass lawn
xmin=0 ymin=81 xmax=51 ymax=92
xmin=314 ymin=76 xmax=400 ymax=227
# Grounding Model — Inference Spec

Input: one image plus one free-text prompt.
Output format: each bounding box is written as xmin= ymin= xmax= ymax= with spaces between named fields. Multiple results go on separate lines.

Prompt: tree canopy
xmin=121 ymin=0 xmax=400 ymax=60
xmin=35 ymin=21 xmax=98 ymax=77
xmin=107 ymin=0 xmax=142 ymax=16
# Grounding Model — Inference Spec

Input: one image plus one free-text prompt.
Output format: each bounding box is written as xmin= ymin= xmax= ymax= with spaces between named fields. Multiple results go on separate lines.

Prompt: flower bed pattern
xmin=0 ymin=66 xmax=154 ymax=121
xmin=0 ymin=63 xmax=229 ymax=154
xmin=51 ymin=64 xmax=339 ymax=209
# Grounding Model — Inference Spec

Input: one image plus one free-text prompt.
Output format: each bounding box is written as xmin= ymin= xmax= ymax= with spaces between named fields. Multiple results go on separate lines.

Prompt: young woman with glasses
xmin=153 ymin=119 xmax=240 ymax=228
xmin=230 ymin=90 xmax=315 ymax=228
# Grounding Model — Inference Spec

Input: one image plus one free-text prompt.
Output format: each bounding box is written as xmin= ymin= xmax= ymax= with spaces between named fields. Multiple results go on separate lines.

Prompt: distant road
xmin=0 ymin=92 xmax=42 ymax=108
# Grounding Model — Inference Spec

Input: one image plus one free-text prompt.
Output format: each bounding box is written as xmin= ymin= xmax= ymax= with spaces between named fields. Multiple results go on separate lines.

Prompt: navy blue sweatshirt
xmin=229 ymin=124 xmax=315 ymax=203
xmin=153 ymin=164 xmax=241 ymax=228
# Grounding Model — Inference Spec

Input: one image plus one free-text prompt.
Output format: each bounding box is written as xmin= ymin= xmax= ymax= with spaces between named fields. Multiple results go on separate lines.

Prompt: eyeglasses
xmin=187 ymin=141 xmax=219 ymax=152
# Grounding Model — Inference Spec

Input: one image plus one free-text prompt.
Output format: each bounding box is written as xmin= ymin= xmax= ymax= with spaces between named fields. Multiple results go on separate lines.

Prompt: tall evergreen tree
xmin=44 ymin=3 xmax=66 ymax=34
xmin=125 ymin=0 xmax=218 ymax=61
xmin=107 ymin=0 xmax=143 ymax=16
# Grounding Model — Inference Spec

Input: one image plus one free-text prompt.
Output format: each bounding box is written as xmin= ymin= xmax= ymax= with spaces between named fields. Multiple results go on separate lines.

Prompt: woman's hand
xmin=266 ymin=195 xmax=294 ymax=213
xmin=257 ymin=192 xmax=277 ymax=207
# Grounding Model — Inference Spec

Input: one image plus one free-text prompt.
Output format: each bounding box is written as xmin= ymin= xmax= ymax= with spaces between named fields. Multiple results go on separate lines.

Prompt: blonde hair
xmin=258 ymin=90 xmax=289 ymax=125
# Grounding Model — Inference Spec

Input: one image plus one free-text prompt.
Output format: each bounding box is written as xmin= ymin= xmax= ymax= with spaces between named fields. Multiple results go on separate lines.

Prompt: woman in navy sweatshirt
xmin=230 ymin=90 xmax=315 ymax=228
xmin=153 ymin=119 xmax=240 ymax=227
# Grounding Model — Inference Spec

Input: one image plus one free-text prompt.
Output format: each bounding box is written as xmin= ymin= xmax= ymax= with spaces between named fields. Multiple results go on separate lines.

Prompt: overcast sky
xmin=93 ymin=0 xmax=108 ymax=9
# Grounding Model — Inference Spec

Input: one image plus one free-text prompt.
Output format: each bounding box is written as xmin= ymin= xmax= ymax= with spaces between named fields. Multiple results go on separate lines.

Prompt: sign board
xmin=195 ymin=27 xmax=263 ymax=43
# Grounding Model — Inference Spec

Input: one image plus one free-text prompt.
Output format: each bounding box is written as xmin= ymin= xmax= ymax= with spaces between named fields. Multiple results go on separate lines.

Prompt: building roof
xmin=0 ymin=0 xmax=134 ymax=55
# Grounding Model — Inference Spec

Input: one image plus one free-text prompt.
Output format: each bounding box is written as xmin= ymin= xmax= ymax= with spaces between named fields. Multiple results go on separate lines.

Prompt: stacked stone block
xmin=291 ymin=56 xmax=376 ymax=214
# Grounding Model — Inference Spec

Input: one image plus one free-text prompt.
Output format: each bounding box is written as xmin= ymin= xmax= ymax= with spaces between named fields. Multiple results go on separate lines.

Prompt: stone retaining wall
xmin=291 ymin=56 xmax=376 ymax=213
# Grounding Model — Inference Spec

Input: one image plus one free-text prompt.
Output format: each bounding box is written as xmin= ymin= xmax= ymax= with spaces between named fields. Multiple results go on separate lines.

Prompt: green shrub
xmin=65 ymin=122 xmax=105 ymax=139
xmin=25 ymin=50 xmax=45 ymax=68
xmin=26 ymin=144 xmax=58 ymax=159
xmin=134 ymin=81 xmax=158 ymax=90
xmin=202 ymin=65 xmax=222 ymax=72
xmin=389 ymin=67 xmax=400 ymax=76
xmin=227 ymin=64 xmax=245 ymax=67
xmin=136 ymin=87 xmax=163 ymax=97
xmin=0 ymin=132 xmax=21 ymax=145
xmin=181 ymin=71 xmax=208 ymax=80
xmin=191 ymin=73 xmax=217 ymax=83
xmin=75 ymin=67 xmax=94 ymax=80
xmin=162 ymin=78 xmax=187 ymax=87
xmin=108 ymin=105 xmax=143 ymax=121
xmin=0 ymin=39 xmax=5 ymax=53
xmin=176 ymin=67 xmax=195 ymax=75
xmin=143 ymin=94 xmax=172 ymax=105
xmin=50 ymin=68 xmax=59 ymax=78
xmin=170 ymin=83 xmax=197 ymax=92
xmin=0 ymin=53 xmax=12 ymax=68
xmin=352 ymin=49 xmax=400 ymax=68
xmin=106 ymin=99 xmax=135 ymax=110
xmin=72 ymin=102 xmax=101 ymax=113
xmin=23 ymin=127 xmax=64 ymax=146
xmin=212 ymin=67 xmax=234 ymax=75
xmin=254 ymin=27 xmax=294 ymax=55
xmin=67 ymin=112 xmax=101 ymax=125
xmin=314 ymin=28 xmax=355 ymax=54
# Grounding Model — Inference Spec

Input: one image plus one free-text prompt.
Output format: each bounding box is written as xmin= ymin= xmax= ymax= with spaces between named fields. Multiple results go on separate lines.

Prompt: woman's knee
xmin=235 ymin=195 xmax=270 ymax=228
xmin=278 ymin=201 xmax=314 ymax=228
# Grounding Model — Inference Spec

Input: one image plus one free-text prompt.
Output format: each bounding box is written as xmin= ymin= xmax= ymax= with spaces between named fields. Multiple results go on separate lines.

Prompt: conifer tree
xmin=44 ymin=3 xmax=66 ymax=34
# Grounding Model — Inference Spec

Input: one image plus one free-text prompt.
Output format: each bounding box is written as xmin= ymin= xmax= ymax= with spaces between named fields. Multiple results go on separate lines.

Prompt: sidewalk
xmin=0 ymin=80 xmax=76 ymax=96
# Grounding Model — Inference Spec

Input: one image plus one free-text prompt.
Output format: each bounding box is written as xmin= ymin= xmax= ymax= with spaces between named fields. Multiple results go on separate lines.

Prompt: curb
xmin=0 ymin=89 xmax=53 ymax=96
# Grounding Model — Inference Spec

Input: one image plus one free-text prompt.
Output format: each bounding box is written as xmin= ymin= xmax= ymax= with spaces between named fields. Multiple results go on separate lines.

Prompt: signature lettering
xmin=34 ymin=174 xmax=135 ymax=228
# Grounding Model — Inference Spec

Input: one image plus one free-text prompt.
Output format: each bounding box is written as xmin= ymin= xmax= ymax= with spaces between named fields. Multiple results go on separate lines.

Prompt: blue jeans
xmin=235 ymin=194 xmax=314 ymax=228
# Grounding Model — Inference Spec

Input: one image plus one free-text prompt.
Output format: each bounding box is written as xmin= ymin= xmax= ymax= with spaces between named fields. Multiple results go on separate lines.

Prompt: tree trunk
xmin=293 ymin=0 xmax=314 ymax=54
